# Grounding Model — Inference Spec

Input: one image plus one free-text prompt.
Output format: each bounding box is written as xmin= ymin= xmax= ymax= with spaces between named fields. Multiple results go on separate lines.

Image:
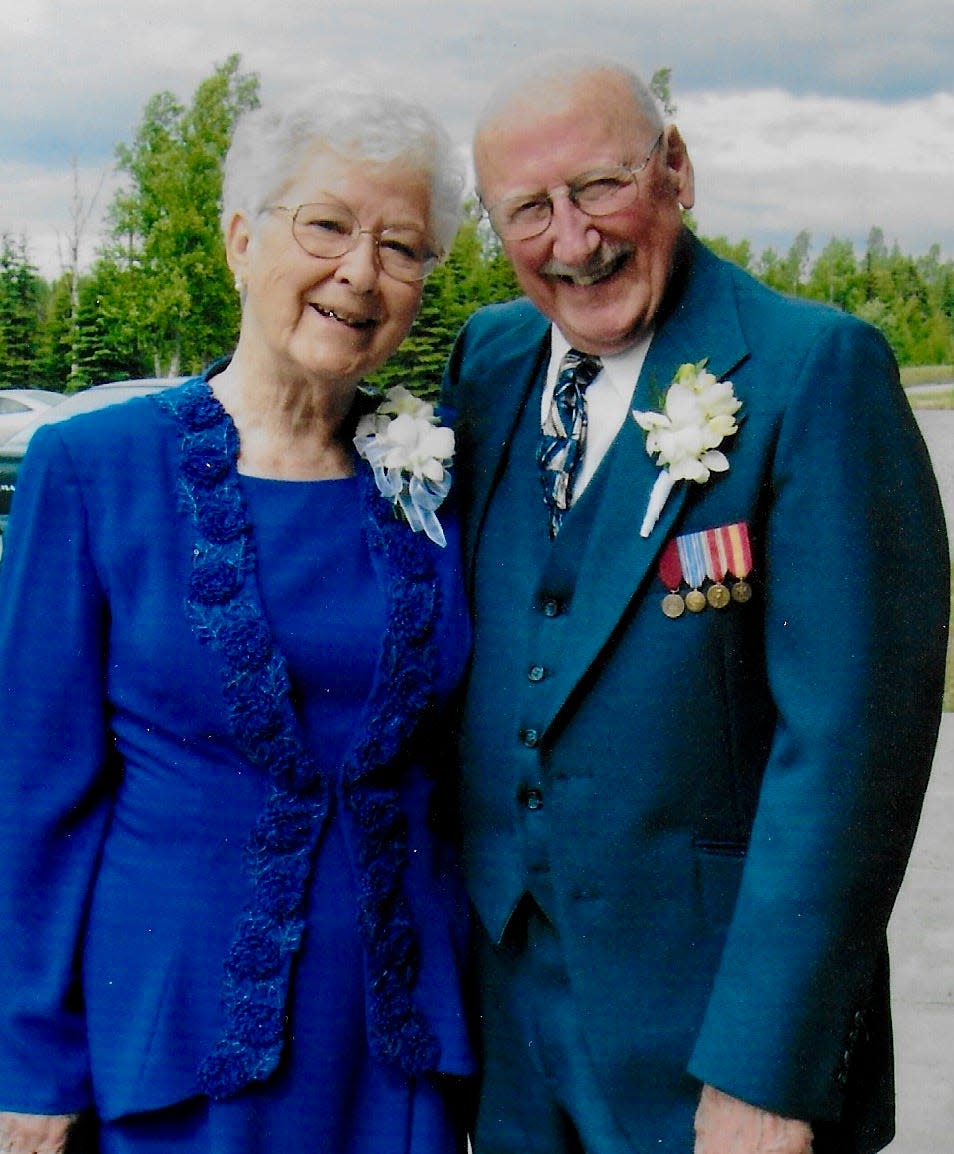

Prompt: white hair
xmin=476 ymin=53 xmax=665 ymax=142
xmin=222 ymin=86 xmax=465 ymax=255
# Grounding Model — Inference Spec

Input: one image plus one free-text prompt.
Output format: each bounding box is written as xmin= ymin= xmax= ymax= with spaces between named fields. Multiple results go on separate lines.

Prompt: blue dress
xmin=0 ymin=375 xmax=473 ymax=1153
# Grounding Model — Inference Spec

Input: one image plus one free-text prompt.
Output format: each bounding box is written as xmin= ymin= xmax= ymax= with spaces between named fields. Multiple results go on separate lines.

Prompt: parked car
xmin=0 ymin=378 xmax=185 ymax=565
xmin=0 ymin=388 xmax=67 ymax=443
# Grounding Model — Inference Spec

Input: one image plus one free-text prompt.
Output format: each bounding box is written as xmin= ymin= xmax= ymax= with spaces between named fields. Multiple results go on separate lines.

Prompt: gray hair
xmin=222 ymin=86 xmax=465 ymax=256
xmin=476 ymin=53 xmax=665 ymax=143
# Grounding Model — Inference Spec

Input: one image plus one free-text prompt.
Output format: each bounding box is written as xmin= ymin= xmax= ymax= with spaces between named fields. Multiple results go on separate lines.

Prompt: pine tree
xmin=0 ymin=235 xmax=47 ymax=387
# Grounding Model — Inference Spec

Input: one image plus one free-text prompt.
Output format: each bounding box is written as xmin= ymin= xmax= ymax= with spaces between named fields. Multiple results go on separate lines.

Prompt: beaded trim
xmin=153 ymin=376 xmax=443 ymax=1097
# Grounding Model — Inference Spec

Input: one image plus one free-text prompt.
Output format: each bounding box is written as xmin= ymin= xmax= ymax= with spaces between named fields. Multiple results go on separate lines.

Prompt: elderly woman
xmin=0 ymin=87 xmax=472 ymax=1154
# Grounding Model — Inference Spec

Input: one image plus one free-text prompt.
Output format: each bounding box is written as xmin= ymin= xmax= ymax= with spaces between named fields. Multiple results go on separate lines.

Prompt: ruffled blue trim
xmin=153 ymin=375 xmax=443 ymax=1098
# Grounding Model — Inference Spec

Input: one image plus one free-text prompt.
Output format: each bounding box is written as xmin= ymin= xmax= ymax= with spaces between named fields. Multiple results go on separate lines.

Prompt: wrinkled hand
xmin=0 ymin=1110 xmax=76 ymax=1154
xmin=694 ymin=1085 xmax=813 ymax=1154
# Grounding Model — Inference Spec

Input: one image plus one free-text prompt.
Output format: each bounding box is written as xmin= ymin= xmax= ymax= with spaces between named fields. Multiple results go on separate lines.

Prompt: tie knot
xmin=558 ymin=349 xmax=602 ymax=393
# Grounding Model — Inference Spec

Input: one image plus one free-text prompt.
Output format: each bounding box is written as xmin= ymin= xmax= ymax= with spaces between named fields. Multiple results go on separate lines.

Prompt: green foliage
xmin=650 ymin=68 xmax=677 ymax=117
xmin=3 ymin=57 xmax=954 ymax=392
xmin=702 ymin=223 xmax=954 ymax=367
xmin=0 ymin=235 xmax=49 ymax=387
xmin=34 ymin=274 xmax=76 ymax=390
xmin=703 ymin=235 xmax=753 ymax=272
xmin=71 ymin=261 xmax=152 ymax=386
xmin=88 ymin=54 xmax=260 ymax=382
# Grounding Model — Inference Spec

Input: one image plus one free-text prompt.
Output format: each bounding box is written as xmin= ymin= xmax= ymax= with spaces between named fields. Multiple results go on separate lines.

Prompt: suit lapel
xmin=534 ymin=236 xmax=752 ymax=735
xmin=462 ymin=309 xmax=550 ymax=575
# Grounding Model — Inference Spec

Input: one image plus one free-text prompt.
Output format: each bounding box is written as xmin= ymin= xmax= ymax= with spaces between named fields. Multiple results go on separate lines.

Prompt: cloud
xmin=1 ymin=1 xmax=952 ymax=276
xmin=681 ymin=90 xmax=954 ymax=257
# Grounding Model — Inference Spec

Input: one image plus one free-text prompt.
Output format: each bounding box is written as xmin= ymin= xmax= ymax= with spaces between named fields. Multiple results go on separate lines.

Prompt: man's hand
xmin=0 ymin=1110 xmax=77 ymax=1154
xmin=694 ymin=1084 xmax=813 ymax=1154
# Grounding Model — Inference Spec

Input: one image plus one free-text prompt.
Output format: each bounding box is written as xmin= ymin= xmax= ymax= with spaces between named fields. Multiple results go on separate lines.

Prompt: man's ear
xmin=664 ymin=125 xmax=695 ymax=211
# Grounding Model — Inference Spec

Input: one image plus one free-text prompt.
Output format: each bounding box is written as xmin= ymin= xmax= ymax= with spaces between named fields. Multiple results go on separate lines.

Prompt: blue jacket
xmin=0 ymin=378 xmax=474 ymax=1121
xmin=442 ymin=233 xmax=949 ymax=1151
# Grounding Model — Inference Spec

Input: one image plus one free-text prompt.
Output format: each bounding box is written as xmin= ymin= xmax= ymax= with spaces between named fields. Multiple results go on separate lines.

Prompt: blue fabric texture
xmin=442 ymin=232 xmax=949 ymax=1153
xmin=0 ymin=369 xmax=474 ymax=1131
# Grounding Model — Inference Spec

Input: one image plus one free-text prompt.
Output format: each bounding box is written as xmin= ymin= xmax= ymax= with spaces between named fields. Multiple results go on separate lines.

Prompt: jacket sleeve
xmin=0 ymin=425 xmax=116 ymax=1114
xmin=687 ymin=317 xmax=949 ymax=1119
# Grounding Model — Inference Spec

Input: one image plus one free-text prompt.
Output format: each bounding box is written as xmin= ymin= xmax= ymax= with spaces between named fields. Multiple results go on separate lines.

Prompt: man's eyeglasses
xmin=268 ymin=202 xmax=441 ymax=282
xmin=483 ymin=133 xmax=664 ymax=243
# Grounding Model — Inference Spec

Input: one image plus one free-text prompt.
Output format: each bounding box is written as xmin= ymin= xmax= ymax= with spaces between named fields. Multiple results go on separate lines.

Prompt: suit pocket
xmin=693 ymin=840 xmax=746 ymax=934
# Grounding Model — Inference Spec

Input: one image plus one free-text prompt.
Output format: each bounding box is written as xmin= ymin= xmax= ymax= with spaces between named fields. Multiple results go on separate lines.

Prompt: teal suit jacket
xmin=443 ymin=234 xmax=949 ymax=1151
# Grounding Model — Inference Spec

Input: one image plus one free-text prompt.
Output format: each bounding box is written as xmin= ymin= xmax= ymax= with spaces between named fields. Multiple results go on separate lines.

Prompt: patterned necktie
xmin=537 ymin=349 xmax=602 ymax=537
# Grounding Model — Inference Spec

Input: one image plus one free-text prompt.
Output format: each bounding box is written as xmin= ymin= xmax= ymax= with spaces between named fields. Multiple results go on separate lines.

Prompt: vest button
xmin=541 ymin=597 xmax=562 ymax=618
xmin=524 ymin=788 xmax=544 ymax=811
xmin=528 ymin=665 xmax=546 ymax=683
xmin=519 ymin=727 xmax=540 ymax=748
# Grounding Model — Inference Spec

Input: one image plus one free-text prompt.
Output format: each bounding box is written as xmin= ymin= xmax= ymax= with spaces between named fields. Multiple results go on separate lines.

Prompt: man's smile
xmin=542 ymin=243 xmax=632 ymax=288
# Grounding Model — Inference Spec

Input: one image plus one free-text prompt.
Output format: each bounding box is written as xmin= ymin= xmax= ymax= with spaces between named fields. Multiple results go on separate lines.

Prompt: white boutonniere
xmin=354 ymin=385 xmax=455 ymax=547
xmin=632 ymin=360 xmax=742 ymax=537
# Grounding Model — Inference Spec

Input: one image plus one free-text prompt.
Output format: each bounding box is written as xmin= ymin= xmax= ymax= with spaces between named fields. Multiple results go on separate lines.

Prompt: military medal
xmin=659 ymin=522 xmax=755 ymax=617
xmin=676 ymin=532 xmax=708 ymax=612
xmin=658 ymin=539 xmax=685 ymax=618
xmin=701 ymin=527 xmax=731 ymax=608
xmin=724 ymin=522 xmax=753 ymax=602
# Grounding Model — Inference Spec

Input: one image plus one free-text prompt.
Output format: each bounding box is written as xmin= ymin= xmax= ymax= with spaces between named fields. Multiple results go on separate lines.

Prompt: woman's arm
xmin=0 ymin=426 xmax=115 ymax=1113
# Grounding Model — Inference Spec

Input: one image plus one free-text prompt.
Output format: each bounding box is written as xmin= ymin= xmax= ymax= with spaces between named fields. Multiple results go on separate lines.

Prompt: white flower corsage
xmin=632 ymin=360 xmax=741 ymax=537
xmin=354 ymin=385 xmax=455 ymax=547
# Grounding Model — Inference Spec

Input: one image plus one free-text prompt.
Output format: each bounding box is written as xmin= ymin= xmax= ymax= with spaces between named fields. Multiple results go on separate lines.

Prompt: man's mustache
xmin=540 ymin=242 xmax=632 ymax=286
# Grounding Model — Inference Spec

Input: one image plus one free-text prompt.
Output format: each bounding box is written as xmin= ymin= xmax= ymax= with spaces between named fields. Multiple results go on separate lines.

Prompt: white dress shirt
xmin=542 ymin=326 xmax=653 ymax=500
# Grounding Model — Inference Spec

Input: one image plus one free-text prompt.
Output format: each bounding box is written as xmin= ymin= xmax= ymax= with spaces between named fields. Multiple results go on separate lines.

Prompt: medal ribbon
xmin=721 ymin=522 xmax=752 ymax=579
xmin=658 ymin=538 xmax=684 ymax=591
xmin=676 ymin=531 xmax=706 ymax=589
xmin=702 ymin=527 xmax=728 ymax=584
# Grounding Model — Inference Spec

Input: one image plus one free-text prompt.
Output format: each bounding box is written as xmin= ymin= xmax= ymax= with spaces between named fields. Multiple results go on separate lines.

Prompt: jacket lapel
xmin=461 ymin=309 xmax=550 ymax=576
xmin=534 ymin=235 xmax=752 ymax=735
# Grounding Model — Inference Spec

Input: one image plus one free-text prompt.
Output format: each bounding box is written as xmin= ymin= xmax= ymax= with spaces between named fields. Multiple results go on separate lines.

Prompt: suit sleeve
xmin=687 ymin=318 xmax=949 ymax=1119
xmin=0 ymin=426 xmax=115 ymax=1114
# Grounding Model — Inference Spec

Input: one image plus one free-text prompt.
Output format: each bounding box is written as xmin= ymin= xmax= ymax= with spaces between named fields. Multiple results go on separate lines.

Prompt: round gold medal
xmin=706 ymin=582 xmax=731 ymax=609
xmin=685 ymin=588 xmax=707 ymax=613
xmin=731 ymin=579 xmax=752 ymax=603
xmin=661 ymin=592 xmax=686 ymax=619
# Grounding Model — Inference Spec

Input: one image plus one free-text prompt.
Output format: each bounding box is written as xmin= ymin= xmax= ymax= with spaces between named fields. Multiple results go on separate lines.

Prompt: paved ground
xmin=886 ymin=712 xmax=954 ymax=1150
xmin=886 ymin=409 xmax=954 ymax=1150
xmin=914 ymin=410 xmax=954 ymax=553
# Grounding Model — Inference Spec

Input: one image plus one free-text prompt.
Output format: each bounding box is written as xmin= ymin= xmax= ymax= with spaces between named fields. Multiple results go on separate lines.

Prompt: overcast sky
xmin=3 ymin=0 xmax=952 ymax=280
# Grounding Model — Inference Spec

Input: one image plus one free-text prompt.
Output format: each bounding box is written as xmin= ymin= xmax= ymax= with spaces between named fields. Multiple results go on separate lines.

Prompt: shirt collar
xmin=548 ymin=326 xmax=653 ymax=404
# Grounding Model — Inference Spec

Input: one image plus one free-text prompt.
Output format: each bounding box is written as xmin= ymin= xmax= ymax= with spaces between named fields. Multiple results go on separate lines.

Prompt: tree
xmin=71 ymin=260 xmax=151 ymax=386
xmin=650 ymin=68 xmax=677 ymax=117
xmin=756 ymin=231 xmax=811 ymax=296
xmin=805 ymin=237 xmax=862 ymax=312
xmin=98 ymin=55 xmax=260 ymax=377
xmin=56 ymin=156 xmax=110 ymax=389
xmin=703 ymin=236 xmax=753 ymax=272
xmin=0 ymin=235 xmax=47 ymax=387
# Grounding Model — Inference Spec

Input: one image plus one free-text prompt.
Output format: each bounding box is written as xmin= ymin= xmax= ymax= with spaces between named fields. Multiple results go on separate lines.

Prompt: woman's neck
xmin=211 ymin=358 xmax=357 ymax=480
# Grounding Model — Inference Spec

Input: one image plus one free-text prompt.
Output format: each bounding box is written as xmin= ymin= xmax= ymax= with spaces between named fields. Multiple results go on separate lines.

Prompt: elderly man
xmin=442 ymin=55 xmax=949 ymax=1154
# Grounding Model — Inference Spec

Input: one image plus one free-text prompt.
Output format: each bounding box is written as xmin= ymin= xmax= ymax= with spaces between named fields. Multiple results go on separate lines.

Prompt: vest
xmin=459 ymin=371 xmax=608 ymax=940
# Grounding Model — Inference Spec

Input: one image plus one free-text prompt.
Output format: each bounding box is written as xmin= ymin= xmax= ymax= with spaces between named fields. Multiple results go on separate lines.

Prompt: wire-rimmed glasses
xmin=269 ymin=202 xmax=440 ymax=282
xmin=483 ymin=133 xmax=664 ymax=242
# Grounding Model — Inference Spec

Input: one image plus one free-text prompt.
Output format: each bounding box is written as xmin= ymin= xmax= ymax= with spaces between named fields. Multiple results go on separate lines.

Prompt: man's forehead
xmin=481 ymin=69 xmax=640 ymax=136
xmin=474 ymin=79 xmax=651 ymax=191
